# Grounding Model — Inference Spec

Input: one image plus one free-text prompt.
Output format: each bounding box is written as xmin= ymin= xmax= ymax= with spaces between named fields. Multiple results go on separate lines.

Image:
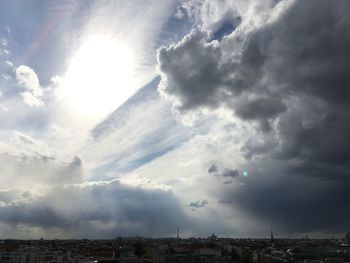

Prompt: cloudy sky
xmin=0 ymin=0 xmax=349 ymax=239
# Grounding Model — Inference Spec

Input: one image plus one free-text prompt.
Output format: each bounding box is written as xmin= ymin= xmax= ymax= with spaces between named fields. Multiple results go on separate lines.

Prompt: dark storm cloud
xmin=221 ymin=169 xmax=239 ymax=178
xmin=220 ymin=171 xmax=350 ymax=234
xmin=158 ymin=30 xmax=239 ymax=111
xmin=222 ymin=180 xmax=233 ymax=185
xmin=235 ymin=97 xmax=287 ymax=131
xmin=0 ymin=180 xmax=189 ymax=237
xmin=158 ymin=0 xmax=350 ymax=134
xmin=159 ymin=0 xmax=350 ymax=179
xmin=158 ymin=0 xmax=350 ymax=234
xmin=189 ymin=200 xmax=208 ymax=209
xmin=211 ymin=20 xmax=239 ymax=41
xmin=157 ymin=27 xmax=284 ymax=130
xmin=208 ymin=164 xmax=239 ymax=178
xmin=207 ymin=164 xmax=218 ymax=173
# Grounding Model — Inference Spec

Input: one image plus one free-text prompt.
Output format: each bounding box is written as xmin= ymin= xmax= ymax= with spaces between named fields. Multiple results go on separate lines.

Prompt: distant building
xmin=325 ymin=258 xmax=344 ymax=263
xmin=208 ymin=234 xmax=217 ymax=242
xmin=270 ymin=231 xmax=274 ymax=245
xmin=198 ymin=248 xmax=221 ymax=257
xmin=345 ymin=232 xmax=350 ymax=245
xmin=304 ymin=260 xmax=323 ymax=263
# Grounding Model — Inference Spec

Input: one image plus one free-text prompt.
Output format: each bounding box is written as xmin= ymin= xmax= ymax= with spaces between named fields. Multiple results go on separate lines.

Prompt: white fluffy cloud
xmin=21 ymin=91 xmax=44 ymax=107
xmin=16 ymin=65 xmax=41 ymax=95
xmin=8 ymin=65 xmax=44 ymax=107
xmin=15 ymin=65 xmax=43 ymax=98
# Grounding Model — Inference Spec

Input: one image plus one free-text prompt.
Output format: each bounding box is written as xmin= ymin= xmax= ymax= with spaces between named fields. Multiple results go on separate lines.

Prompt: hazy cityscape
xmin=0 ymin=232 xmax=350 ymax=263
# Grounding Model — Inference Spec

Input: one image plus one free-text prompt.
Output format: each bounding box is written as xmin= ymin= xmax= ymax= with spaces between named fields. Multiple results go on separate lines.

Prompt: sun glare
xmin=62 ymin=35 xmax=135 ymax=120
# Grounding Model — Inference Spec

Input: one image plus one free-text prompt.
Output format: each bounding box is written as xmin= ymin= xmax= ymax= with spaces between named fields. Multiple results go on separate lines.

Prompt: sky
xmin=0 ymin=0 xmax=349 ymax=239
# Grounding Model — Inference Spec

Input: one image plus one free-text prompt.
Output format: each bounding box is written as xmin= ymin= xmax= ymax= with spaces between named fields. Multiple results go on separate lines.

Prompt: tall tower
xmin=177 ymin=227 xmax=180 ymax=239
xmin=270 ymin=230 xmax=274 ymax=244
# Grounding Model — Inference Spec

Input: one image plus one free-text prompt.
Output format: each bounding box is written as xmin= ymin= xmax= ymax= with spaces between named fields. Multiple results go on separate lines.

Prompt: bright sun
xmin=62 ymin=35 xmax=135 ymax=120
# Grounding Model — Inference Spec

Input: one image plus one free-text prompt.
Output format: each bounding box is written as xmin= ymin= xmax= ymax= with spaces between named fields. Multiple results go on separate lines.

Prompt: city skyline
xmin=0 ymin=0 xmax=349 ymax=239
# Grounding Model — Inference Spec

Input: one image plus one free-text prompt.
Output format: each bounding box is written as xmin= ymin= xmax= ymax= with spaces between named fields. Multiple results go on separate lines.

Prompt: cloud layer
xmin=0 ymin=180 xmax=188 ymax=238
xmin=1 ymin=0 xmax=350 ymax=238
xmin=158 ymin=0 xmax=350 ymax=235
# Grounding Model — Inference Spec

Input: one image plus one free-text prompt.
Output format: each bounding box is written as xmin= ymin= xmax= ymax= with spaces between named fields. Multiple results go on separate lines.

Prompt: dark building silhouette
xmin=346 ymin=232 xmax=350 ymax=245
xmin=270 ymin=230 xmax=274 ymax=245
